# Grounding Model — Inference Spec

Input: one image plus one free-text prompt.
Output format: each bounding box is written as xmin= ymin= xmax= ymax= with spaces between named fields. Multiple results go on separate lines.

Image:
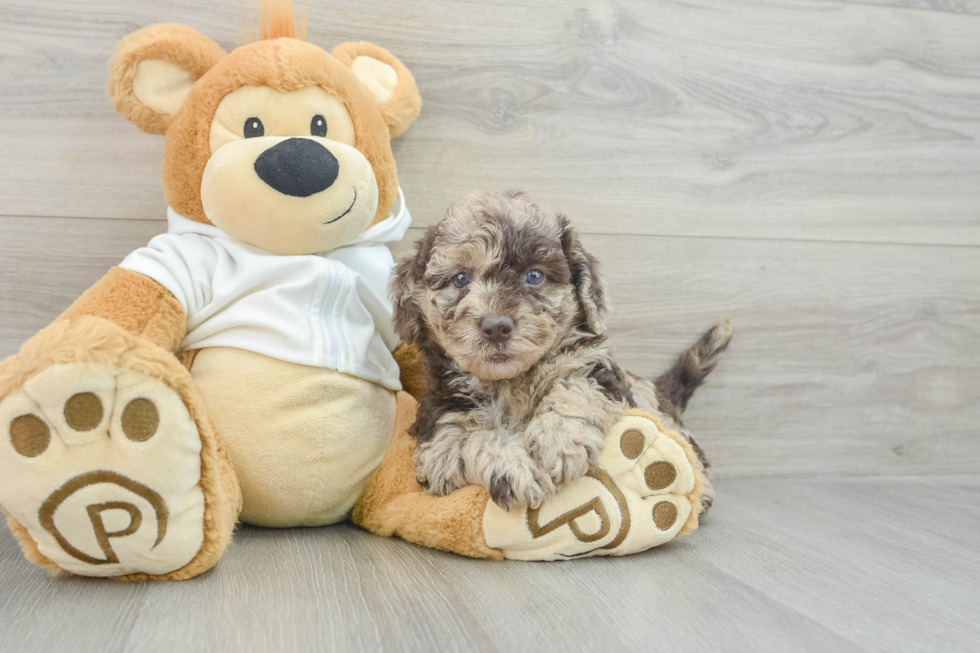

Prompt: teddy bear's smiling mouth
xmin=324 ymin=189 xmax=357 ymax=224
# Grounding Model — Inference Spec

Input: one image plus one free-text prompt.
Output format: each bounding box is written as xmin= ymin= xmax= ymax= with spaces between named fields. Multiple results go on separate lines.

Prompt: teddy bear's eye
xmin=310 ymin=114 xmax=327 ymax=138
xmin=244 ymin=117 xmax=264 ymax=138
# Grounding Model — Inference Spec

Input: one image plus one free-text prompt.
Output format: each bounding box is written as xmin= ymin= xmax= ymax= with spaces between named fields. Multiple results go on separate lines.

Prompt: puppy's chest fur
xmin=413 ymin=335 xmax=636 ymax=447
xmin=447 ymin=346 xmax=633 ymax=436
xmin=454 ymin=368 xmax=556 ymax=435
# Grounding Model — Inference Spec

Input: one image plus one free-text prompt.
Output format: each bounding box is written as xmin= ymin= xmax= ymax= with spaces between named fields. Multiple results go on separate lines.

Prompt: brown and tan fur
xmin=391 ymin=191 xmax=731 ymax=511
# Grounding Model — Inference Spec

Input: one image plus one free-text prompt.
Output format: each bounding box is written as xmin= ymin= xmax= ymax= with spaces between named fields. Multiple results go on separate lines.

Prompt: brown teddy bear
xmin=0 ymin=5 xmax=707 ymax=580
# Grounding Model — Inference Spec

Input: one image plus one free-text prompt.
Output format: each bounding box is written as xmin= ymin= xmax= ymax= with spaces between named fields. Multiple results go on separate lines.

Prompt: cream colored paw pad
xmin=483 ymin=414 xmax=697 ymax=560
xmin=0 ymin=363 xmax=206 ymax=577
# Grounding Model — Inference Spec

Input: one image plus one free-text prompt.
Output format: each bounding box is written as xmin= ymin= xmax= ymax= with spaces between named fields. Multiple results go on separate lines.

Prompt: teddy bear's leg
xmin=0 ymin=316 xmax=241 ymax=579
xmin=483 ymin=410 xmax=704 ymax=559
xmin=353 ymin=400 xmax=705 ymax=560
xmin=351 ymin=392 xmax=504 ymax=559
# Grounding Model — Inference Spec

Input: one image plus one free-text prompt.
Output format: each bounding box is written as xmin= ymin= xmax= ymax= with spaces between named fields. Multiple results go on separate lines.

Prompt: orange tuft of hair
xmin=241 ymin=0 xmax=306 ymax=43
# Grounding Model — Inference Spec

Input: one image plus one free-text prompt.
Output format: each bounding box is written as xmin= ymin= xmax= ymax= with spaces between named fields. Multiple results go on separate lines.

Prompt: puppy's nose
xmin=254 ymin=138 xmax=339 ymax=197
xmin=481 ymin=316 xmax=514 ymax=344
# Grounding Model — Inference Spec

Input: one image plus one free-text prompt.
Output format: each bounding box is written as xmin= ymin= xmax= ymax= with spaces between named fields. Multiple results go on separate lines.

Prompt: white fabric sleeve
xmin=329 ymin=243 xmax=400 ymax=352
xmin=118 ymin=233 xmax=219 ymax=322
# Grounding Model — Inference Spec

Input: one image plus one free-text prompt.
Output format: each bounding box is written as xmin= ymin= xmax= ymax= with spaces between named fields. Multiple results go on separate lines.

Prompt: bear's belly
xmin=189 ymin=347 xmax=396 ymax=527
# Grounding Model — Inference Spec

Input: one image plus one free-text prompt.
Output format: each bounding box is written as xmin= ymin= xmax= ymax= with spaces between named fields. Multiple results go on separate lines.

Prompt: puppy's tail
xmin=654 ymin=320 xmax=733 ymax=415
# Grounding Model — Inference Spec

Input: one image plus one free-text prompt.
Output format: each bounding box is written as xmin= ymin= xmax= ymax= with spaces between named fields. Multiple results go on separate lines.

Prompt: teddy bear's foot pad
xmin=482 ymin=413 xmax=700 ymax=560
xmin=0 ymin=363 xmax=206 ymax=576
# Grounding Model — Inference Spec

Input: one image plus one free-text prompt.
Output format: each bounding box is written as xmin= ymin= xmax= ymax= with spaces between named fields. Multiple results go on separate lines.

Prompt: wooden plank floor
xmin=3 ymin=0 xmax=980 ymax=245
xmin=0 ymin=0 xmax=978 ymax=650
xmin=1 ymin=475 xmax=977 ymax=652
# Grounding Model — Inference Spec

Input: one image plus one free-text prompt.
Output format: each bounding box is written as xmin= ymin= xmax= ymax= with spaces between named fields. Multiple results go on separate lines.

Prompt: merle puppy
xmin=390 ymin=190 xmax=730 ymax=510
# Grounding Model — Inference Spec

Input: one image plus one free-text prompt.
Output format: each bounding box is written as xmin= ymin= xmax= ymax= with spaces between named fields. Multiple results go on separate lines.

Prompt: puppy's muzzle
xmin=254 ymin=138 xmax=339 ymax=197
xmin=481 ymin=315 xmax=514 ymax=344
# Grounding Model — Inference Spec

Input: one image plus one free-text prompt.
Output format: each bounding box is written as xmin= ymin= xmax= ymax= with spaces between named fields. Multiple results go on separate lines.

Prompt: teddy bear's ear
xmin=331 ymin=42 xmax=421 ymax=138
xmin=108 ymin=24 xmax=226 ymax=135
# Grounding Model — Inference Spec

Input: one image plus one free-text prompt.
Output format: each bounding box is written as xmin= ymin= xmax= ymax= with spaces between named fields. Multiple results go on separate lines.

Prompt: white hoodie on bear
xmin=120 ymin=187 xmax=411 ymax=391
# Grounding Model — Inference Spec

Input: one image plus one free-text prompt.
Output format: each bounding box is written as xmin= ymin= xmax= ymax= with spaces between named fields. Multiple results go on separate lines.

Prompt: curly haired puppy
xmin=391 ymin=190 xmax=731 ymax=510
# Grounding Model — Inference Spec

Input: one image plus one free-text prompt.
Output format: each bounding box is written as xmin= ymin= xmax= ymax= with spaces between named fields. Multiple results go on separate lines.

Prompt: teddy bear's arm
xmin=392 ymin=342 xmax=427 ymax=399
xmin=57 ymin=267 xmax=187 ymax=353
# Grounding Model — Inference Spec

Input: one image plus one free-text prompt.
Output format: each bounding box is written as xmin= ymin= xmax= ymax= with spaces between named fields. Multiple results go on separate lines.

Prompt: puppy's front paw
xmin=414 ymin=442 xmax=467 ymax=497
xmin=487 ymin=457 xmax=555 ymax=511
xmin=525 ymin=414 xmax=606 ymax=487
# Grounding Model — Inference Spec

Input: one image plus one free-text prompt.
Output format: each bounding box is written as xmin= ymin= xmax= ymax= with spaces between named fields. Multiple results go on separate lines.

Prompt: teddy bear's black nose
xmin=254 ymin=138 xmax=339 ymax=197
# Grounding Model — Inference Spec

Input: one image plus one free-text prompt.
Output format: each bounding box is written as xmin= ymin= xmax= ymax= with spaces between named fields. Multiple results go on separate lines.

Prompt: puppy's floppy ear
xmin=332 ymin=42 xmax=422 ymax=138
xmin=390 ymin=226 xmax=438 ymax=344
xmin=560 ymin=217 xmax=607 ymax=336
xmin=108 ymin=24 xmax=226 ymax=135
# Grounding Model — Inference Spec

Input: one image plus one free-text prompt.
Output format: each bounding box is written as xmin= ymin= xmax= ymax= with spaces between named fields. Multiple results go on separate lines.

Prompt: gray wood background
xmin=0 ymin=0 xmax=977 ymax=651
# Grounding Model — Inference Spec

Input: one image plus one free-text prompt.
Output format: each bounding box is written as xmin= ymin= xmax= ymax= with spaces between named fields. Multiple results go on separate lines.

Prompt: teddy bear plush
xmin=0 ymin=7 xmax=708 ymax=580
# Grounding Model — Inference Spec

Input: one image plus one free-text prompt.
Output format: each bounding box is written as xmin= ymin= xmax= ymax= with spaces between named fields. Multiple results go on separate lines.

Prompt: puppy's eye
xmin=244 ymin=117 xmax=264 ymax=138
xmin=525 ymin=270 xmax=545 ymax=286
xmin=311 ymin=114 xmax=327 ymax=137
xmin=452 ymin=273 xmax=470 ymax=289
